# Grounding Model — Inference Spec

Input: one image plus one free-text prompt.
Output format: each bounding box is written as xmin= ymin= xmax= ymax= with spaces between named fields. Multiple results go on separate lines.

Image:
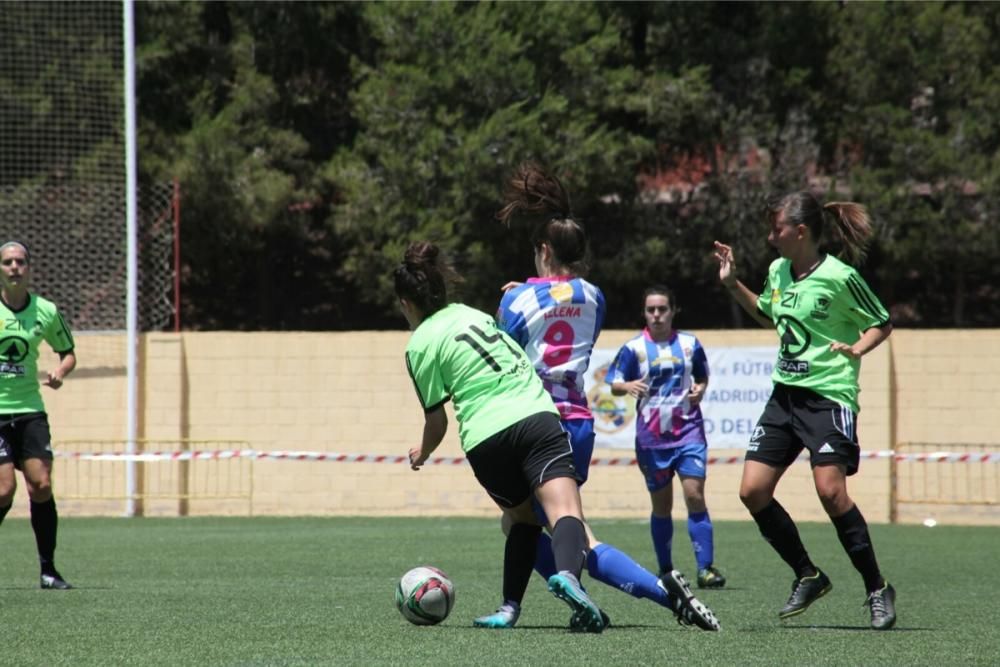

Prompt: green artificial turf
xmin=1 ymin=516 xmax=994 ymax=666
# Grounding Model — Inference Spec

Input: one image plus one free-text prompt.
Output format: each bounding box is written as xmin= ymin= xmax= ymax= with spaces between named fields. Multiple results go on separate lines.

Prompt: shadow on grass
xmin=776 ymin=624 xmax=930 ymax=632
xmin=0 ymin=585 xmax=114 ymax=591
xmin=452 ymin=622 xmax=662 ymax=631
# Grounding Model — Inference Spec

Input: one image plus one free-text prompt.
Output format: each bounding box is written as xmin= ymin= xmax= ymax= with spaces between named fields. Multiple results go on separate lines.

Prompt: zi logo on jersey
xmin=810 ymin=297 xmax=831 ymax=320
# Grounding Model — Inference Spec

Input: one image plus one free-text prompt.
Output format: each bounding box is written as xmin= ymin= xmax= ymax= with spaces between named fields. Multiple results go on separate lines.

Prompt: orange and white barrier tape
xmin=53 ymin=449 xmax=1000 ymax=464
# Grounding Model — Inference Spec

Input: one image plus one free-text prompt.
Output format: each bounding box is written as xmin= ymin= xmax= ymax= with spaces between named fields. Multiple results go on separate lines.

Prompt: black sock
xmin=551 ymin=516 xmax=588 ymax=578
xmin=503 ymin=523 xmax=542 ymax=605
xmin=832 ymin=504 xmax=883 ymax=593
xmin=0 ymin=502 xmax=11 ymax=526
xmin=30 ymin=498 xmax=58 ymax=573
xmin=751 ymin=499 xmax=816 ymax=579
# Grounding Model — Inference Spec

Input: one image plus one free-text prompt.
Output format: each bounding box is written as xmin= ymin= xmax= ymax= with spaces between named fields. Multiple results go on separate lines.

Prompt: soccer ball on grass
xmin=395 ymin=566 xmax=455 ymax=625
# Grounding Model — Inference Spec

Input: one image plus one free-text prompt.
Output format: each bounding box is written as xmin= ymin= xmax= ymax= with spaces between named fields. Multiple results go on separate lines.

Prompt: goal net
xmin=0 ymin=2 xmax=175 ymax=343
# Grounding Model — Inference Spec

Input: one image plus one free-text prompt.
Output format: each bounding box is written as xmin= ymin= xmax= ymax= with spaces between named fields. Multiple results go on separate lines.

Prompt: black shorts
xmin=745 ymin=384 xmax=860 ymax=476
xmin=0 ymin=412 xmax=54 ymax=470
xmin=466 ymin=411 xmax=579 ymax=509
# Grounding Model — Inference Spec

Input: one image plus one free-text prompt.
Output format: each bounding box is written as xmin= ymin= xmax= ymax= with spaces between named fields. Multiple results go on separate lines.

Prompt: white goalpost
xmin=0 ymin=2 xmax=176 ymax=516
xmin=124 ymin=0 xmax=139 ymax=517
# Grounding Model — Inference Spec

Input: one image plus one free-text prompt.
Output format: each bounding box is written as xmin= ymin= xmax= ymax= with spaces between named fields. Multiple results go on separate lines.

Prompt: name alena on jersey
xmin=544 ymin=305 xmax=582 ymax=320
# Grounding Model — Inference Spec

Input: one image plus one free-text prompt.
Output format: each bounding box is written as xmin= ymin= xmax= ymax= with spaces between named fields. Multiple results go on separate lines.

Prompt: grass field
xmin=1 ymin=516 xmax=996 ymax=666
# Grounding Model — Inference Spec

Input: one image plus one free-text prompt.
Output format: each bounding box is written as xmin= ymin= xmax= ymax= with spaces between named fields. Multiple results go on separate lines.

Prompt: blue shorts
xmin=637 ymin=442 xmax=708 ymax=492
xmin=533 ymin=419 xmax=594 ymax=525
xmin=563 ymin=419 xmax=595 ymax=485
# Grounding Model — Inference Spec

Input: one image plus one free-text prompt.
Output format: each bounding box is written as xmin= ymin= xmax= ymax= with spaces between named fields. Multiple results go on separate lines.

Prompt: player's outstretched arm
xmin=713 ymin=241 xmax=773 ymax=329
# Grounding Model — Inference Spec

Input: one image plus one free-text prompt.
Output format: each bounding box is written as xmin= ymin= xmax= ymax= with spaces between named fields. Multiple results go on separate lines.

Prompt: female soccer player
xmin=398 ymin=240 xmax=717 ymax=633
xmin=0 ymin=240 xmax=77 ymax=590
xmin=606 ymin=285 xmax=726 ymax=589
xmin=487 ymin=162 xmax=719 ymax=632
xmin=398 ymin=239 xmax=605 ymax=632
xmin=713 ymin=191 xmax=896 ymax=630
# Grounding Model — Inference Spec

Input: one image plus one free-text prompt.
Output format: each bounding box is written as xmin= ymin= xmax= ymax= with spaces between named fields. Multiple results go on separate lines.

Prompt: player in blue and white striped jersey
xmin=475 ymin=163 xmax=719 ymax=633
xmin=606 ymin=285 xmax=726 ymax=589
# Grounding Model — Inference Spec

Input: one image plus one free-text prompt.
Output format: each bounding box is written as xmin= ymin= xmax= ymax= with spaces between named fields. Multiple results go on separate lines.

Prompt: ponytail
xmin=822 ymin=202 xmax=873 ymax=265
xmin=765 ymin=192 xmax=874 ymax=265
xmin=496 ymin=162 xmax=588 ymax=274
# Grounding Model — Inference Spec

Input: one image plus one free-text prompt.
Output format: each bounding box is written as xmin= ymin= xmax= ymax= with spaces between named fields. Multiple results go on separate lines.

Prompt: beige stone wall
xmin=13 ymin=329 xmax=998 ymax=525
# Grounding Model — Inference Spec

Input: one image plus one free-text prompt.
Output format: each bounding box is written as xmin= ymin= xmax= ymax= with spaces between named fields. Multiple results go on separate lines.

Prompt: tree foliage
xmin=9 ymin=1 xmax=996 ymax=329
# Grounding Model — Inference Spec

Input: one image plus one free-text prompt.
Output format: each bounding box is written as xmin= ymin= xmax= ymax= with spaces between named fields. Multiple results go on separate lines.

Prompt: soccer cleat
xmin=659 ymin=569 xmax=721 ymax=631
xmin=473 ymin=602 xmax=520 ymax=629
xmin=779 ymin=570 xmax=832 ymax=619
xmin=570 ymin=607 xmax=611 ymax=632
xmin=40 ymin=570 xmax=73 ymax=590
xmin=864 ymin=582 xmax=897 ymax=630
xmin=547 ymin=571 xmax=606 ymax=633
xmin=697 ymin=566 xmax=727 ymax=589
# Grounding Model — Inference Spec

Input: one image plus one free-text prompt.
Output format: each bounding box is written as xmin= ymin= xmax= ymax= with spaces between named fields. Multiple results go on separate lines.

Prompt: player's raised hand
xmin=500 ymin=281 xmax=523 ymax=292
xmin=712 ymin=241 xmax=737 ymax=288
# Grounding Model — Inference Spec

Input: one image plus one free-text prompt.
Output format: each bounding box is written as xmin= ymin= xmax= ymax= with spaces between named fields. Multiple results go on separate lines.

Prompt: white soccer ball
xmin=395 ymin=566 xmax=455 ymax=626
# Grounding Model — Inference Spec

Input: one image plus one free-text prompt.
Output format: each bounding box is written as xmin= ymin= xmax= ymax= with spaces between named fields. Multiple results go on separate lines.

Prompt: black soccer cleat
xmin=864 ymin=582 xmax=897 ymax=630
xmin=40 ymin=570 xmax=73 ymax=590
xmin=659 ymin=569 xmax=721 ymax=631
xmin=697 ymin=565 xmax=727 ymax=589
xmin=779 ymin=570 xmax=831 ymax=619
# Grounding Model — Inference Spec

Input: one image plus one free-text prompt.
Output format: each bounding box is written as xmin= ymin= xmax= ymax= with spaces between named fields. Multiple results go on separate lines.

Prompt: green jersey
xmin=405 ymin=303 xmax=558 ymax=453
xmin=756 ymin=255 xmax=889 ymax=412
xmin=0 ymin=293 xmax=75 ymax=413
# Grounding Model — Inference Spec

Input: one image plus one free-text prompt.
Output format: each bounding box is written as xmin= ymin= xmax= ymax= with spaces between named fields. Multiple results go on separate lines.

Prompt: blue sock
xmin=533 ymin=531 xmax=558 ymax=580
xmin=688 ymin=510 xmax=714 ymax=570
xmin=650 ymin=514 xmax=674 ymax=574
xmin=586 ymin=543 xmax=670 ymax=609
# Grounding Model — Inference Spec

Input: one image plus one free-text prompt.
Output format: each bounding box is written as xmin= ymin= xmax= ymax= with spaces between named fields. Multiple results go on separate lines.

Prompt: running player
xmin=485 ymin=162 xmax=718 ymax=632
xmin=713 ymin=191 xmax=896 ymax=630
xmin=606 ymin=285 xmax=726 ymax=589
xmin=0 ymin=240 xmax=77 ymax=589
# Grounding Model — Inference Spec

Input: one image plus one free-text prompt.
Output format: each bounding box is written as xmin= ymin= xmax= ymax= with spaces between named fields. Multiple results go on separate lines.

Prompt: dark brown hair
xmin=643 ymin=284 xmax=678 ymax=312
xmin=393 ymin=241 xmax=462 ymax=315
xmin=764 ymin=191 xmax=874 ymax=264
xmin=495 ymin=162 xmax=588 ymax=275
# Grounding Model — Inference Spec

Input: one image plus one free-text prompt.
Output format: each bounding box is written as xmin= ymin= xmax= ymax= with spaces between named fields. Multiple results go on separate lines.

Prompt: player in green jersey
xmin=396 ymin=241 xmax=719 ymax=633
xmin=0 ymin=241 xmax=77 ymax=590
xmin=713 ymin=192 xmax=896 ymax=630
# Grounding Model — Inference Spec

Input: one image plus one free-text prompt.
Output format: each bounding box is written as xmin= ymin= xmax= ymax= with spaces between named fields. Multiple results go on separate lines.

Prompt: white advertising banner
xmin=584 ymin=345 xmax=778 ymax=450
